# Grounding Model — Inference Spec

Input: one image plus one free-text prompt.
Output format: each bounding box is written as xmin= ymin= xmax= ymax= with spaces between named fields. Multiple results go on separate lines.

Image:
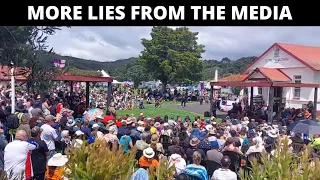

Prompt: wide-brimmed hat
xmin=75 ymin=130 xmax=84 ymax=136
xmin=66 ymin=118 xmax=75 ymax=127
xmin=205 ymin=124 xmax=213 ymax=131
xmin=143 ymin=147 xmax=155 ymax=159
xmin=151 ymin=134 xmax=159 ymax=143
xmin=190 ymin=137 xmax=200 ymax=147
xmin=15 ymin=102 xmax=26 ymax=112
xmin=209 ymin=129 xmax=216 ymax=135
xmin=45 ymin=115 xmax=56 ymax=123
xmin=47 ymin=153 xmax=68 ymax=167
xmin=137 ymin=120 xmax=144 ymax=126
xmin=268 ymin=129 xmax=278 ymax=138
xmin=92 ymin=123 xmax=99 ymax=129
xmin=126 ymin=118 xmax=133 ymax=124
xmin=154 ymin=122 xmax=160 ymax=128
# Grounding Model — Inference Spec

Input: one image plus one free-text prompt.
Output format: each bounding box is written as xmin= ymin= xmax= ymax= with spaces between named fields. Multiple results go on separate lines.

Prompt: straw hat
xmin=151 ymin=134 xmax=159 ymax=143
xmin=47 ymin=153 xmax=68 ymax=167
xmin=143 ymin=147 xmax=155 ymax=159
xmin=189 ymin=137 xmax=200 ymax=147
xmin=209 ymin=129 xmax=216 ymax=135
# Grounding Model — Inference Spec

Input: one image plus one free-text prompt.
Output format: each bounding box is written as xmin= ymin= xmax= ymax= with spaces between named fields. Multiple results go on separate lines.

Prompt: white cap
xmin=75 ymin=130 xmax=84 ymax=136
xmin=92 ymin=123 xmax=99 ymax=128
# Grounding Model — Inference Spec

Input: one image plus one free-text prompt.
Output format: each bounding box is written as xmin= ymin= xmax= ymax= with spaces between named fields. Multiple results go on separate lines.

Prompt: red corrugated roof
xmin=0 ymin=66 xmax=113 ymax=82
xmin=245 ymin=68 xmax=291 ymax=82
xmin=0 ymin=66 xmax=29 ymax=81
xmin=277 ymin=43 xmax=320 ymax=70
xmin=243 ymin=43 xmax=320 ymax=73
xmin=219 ymin=74 xmax=248 ymax=82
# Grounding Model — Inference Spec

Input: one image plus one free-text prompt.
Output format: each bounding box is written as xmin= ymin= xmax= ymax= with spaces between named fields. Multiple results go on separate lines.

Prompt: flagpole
xmin=10 ymin=62 xmax=15 ymax=114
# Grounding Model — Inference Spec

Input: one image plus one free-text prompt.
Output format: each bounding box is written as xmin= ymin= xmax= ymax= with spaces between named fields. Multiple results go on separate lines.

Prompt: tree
xmin=139 ymin=26 xmax=205 ymax=92
xmin=125 ymin=65 xmax=149 ymax=88
xmin=0 ymin=26 xmax=64 ymax=96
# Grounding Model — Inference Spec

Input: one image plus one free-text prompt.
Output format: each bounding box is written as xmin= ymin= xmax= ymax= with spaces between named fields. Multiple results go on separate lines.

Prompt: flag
xmin=53 ymin=59 xmax=66 ymax=68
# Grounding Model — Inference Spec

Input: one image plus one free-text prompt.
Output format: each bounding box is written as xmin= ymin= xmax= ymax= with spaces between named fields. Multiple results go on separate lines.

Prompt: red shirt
xmin=116 ymin=120 xmax=122 ymax=128
xmin=103 ymin=115 xmax=114 ymax=125
xmin=56 ymin=103 xmax=62 ymax=113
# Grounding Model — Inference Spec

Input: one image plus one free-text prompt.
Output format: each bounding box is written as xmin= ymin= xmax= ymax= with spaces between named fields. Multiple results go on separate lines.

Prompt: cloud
xmin=47 ymin=26 xmax=320 ymax=61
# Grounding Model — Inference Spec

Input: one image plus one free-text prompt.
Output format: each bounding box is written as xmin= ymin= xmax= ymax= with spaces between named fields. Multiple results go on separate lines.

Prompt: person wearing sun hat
xmin=45 ymin=153 xmax=69 ymax=180
xmin=186 ymin=137 xmax=206 ymax=162
xmin=138 ymin=147 xmax=159 ymax=168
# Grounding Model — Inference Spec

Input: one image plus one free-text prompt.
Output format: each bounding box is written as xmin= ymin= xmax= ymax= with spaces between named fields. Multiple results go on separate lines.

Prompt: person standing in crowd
xmin=0 ymin=127 xmax=8 ymax=169
xmin=212 ymin=156 xmax=237 ymax=180
xmin=40 ymin=115 xmax=58 ymax=159
xmin=45 ymin=153 xmax=69 ymax=180
xmin=211 ymin=99 xmax=217 ymax=119
xmin=30 ymin=126 xmax=49 ymax=180
xmin=4 ymin=130 xmax=38 ymax=180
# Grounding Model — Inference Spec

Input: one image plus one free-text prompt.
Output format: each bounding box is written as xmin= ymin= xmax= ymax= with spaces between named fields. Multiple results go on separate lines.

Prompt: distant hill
xmin=38 ymin=52 xmax=256 ymax=82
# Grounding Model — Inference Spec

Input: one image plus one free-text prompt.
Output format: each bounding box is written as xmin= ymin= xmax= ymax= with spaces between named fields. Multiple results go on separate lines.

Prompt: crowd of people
xmin=0 ymin=85 xmax=319 ymax=180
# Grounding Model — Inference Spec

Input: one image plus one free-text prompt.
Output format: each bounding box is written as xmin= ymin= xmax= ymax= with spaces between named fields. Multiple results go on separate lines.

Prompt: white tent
xmin=100 ymin=70 xmax=121 ymax=84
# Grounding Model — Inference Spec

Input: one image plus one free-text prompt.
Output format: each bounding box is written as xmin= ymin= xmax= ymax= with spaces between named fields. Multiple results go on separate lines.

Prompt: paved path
xmin=164 ymin=102 xmax=227 ymax=119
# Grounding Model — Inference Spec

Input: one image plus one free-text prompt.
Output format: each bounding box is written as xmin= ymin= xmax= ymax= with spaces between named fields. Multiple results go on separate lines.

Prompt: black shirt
xmin=30 ymin=138 xmax=49 ymax=174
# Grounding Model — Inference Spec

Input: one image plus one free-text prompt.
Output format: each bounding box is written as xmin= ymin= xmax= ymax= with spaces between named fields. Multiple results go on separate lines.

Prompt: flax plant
xmin=240 ymin=137 xmax=320 ymax=180
xmin=148 ymin=156 xmax=176 ymax=180
xmin=65 ymin=139 xmax=136 ymax=180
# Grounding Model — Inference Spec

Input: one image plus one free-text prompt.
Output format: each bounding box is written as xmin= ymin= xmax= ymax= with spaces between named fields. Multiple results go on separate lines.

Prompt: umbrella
xmin=290 ymin=120 xmax=320 ymax=135
xmin=288 ymin=120 xmax=319 ymax=131
xmin=85 ymin=108 xmax=104 ymax=121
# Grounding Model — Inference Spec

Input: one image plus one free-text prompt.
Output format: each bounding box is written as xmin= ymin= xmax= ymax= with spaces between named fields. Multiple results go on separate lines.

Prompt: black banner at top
xmin=1 ymin=2 xmax=319 ymax=26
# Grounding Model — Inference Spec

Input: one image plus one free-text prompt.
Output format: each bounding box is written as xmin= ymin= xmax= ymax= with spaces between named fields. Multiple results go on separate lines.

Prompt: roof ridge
xmin=276 ymin=42 xmax=320 ymax=48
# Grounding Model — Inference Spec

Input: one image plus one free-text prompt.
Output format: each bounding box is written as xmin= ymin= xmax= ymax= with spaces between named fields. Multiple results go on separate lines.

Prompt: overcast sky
xmin=47 ymin=26 xmax=320 ymax=62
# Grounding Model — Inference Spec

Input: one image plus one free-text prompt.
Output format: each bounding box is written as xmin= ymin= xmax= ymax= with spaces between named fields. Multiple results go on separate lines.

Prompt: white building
xmin=215 ymin=42 xmax=320 ymax=111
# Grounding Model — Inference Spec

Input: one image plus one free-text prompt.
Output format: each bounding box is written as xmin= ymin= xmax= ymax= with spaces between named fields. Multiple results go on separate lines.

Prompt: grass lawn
xmin=116 ymin=102 xmax=222 ymax=122
xmin=116 ymin=104 xmax=201 ymax=120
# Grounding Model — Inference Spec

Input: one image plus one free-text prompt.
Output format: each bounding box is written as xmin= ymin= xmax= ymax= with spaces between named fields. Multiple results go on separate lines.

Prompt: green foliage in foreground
xmin=65 ymin=140 xmax=175 ymax=180
xmin=240 ymin=138 xmax=320 ymax=180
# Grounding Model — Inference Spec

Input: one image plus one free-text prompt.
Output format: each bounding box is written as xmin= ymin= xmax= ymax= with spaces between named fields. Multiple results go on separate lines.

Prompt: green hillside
xmin=39 ymin=52 xmax=256 ymax=82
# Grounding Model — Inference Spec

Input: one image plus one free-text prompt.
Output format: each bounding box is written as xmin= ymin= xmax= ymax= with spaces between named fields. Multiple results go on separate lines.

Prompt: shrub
xmin=65 ymin=140 xmax=176 ymax=180
xmin=65 ymin=139 xmax=136 ymax=180
xmin=240 ymin=138 xmax=320 ymax=180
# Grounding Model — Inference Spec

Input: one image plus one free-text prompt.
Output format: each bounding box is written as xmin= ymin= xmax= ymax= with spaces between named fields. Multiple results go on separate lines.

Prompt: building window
xmin=274 ymin=48 xmax=280 ymax=57
xmin=293 ymin=75 xmax=301 ymax=98
xmin=258 ymin=87 xmax=262 ymax=95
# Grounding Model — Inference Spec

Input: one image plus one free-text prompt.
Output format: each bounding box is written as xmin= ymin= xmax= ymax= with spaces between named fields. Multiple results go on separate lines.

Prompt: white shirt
xmin=4 ymin=140 xmax=37 ymax=180
xmin=40 ymin=124 xmax=58 ymax=150
xmin=28 ymin=106 xmax=34 ymax=118
xmin=169 ymin=154 xmax=186 ymax=175
xmin=212 ymin=168 xmax=237 ymax=180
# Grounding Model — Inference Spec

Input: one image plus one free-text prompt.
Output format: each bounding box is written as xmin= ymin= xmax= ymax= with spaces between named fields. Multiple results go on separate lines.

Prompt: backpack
xmin=6 ymin=112 xmax=23 ymax=129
